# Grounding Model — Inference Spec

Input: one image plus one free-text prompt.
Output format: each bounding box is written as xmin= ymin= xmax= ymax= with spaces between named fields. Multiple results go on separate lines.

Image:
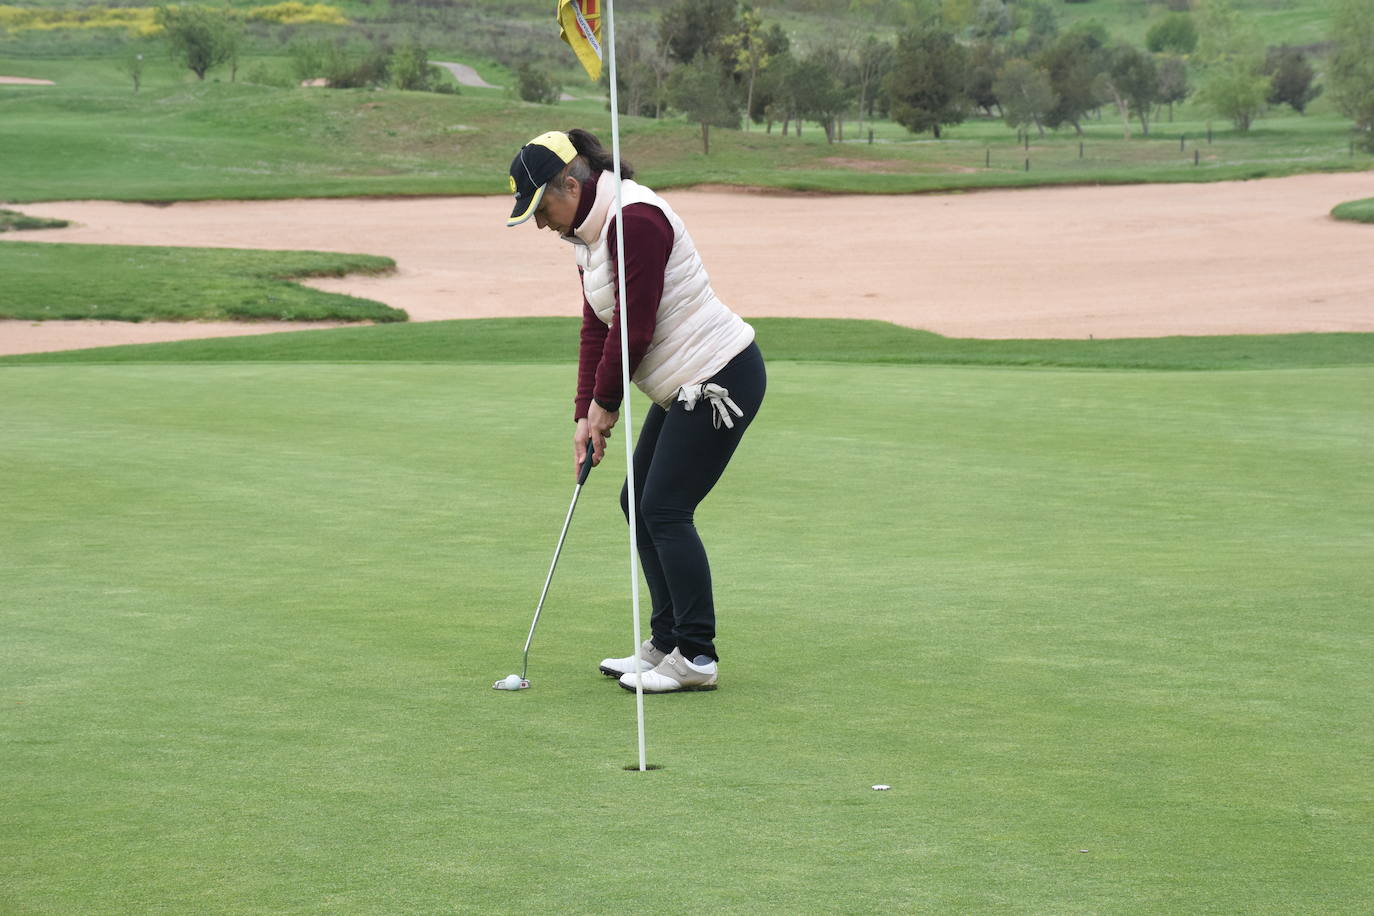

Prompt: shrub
xmin=1146 ymin=13 xmax=1198 ymax=54
xmin=246 ymin=3 xmax=348 ymax=26
xmin=243 ymin=62 xmax=296 ymax=88
xmin=389 ymin=41 xmax=432 ymax=91
xmin=323 ymin=42 xmax=389 ymax=88
xmin=289 ymin=37 xmax=388 ymax=87
xmin=288 ymin=37 xmax=327 ymax=81
xmin=0 ymin=5 xmax=159 ymax=36
xmin=515 ymin=62 xmax=560 ymax=104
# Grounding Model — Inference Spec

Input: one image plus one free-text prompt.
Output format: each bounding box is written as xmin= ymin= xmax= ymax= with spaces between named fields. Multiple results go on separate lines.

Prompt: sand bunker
xmin=1 ymin=172 xmax=1371 ymax=356
xmin=0 ymin=76 xmax=56 ymax=85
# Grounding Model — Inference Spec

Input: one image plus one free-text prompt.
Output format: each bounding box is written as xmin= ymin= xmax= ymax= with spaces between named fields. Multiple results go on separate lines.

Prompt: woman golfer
xmin=506 ymin=129 xmax=765 ymax=693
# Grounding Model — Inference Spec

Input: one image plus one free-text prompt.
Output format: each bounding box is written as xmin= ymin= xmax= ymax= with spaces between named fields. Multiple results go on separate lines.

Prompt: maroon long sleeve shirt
xmin=572 ymin=172 xmax=675 ymax=420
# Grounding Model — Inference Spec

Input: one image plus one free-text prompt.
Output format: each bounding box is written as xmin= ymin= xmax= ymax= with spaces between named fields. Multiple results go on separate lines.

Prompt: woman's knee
xmin=639 ymin=492 xmax=692 ymax=540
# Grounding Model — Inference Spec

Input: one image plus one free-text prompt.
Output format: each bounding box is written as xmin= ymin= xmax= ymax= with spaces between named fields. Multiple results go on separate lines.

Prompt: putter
xmin=493 ymin=439 xmax=597 ymax=691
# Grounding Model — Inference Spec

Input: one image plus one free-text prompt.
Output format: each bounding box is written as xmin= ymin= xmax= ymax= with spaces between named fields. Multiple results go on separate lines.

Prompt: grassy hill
xmin=2 ymin=0 xmax=1366 ymax=204
xmin=1 ymin=74 xmax=1368 ymax=203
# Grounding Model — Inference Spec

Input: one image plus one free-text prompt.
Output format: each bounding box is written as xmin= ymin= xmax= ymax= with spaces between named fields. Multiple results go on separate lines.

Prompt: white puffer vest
xmin=570 ymin=173 xmax=754 ymax=407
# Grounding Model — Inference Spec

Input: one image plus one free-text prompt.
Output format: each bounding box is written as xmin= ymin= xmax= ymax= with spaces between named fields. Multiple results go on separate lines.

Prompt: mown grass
xmin=2 ymin=65 xmax=1370 ymax=203
xmin=0 ymin=241 xmax=404 ymax=322
xmin=4 ymin=316 xmax=1373 ymax=370
xmin=1331 ymin=197 xmax=1374 ymax=223
xmin=3 ymin=352 xmax=1371 ymax=913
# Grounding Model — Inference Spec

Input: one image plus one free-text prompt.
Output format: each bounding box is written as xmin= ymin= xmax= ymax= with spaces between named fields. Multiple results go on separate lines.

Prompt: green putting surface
xmin=3 ymin=355 xmax=1370 ymax=912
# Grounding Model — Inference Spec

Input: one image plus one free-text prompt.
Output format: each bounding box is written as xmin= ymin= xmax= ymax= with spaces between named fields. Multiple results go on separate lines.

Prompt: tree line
xmin=143 ymin=0 xmax=1374 ymax=154
xmin=511 ymin=0 xmax=1374 ymax=153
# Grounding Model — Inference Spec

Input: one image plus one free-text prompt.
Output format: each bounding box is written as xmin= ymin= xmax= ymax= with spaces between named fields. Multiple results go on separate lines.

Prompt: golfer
xmin=506 ymin=129 xmax=766 ymax=693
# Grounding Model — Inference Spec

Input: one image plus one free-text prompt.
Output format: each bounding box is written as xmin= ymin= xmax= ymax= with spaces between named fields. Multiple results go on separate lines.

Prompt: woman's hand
xmin=585 ymin=402 xmax=618 ymax=464
xmin=573 ymin=405 xmax=619 ymax=478
xmin=573 ymin=418 xmax=593 ymax=479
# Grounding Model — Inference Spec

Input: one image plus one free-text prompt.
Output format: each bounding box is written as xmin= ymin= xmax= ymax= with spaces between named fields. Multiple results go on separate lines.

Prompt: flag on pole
xmin=554 ymin=0 xmax=648 ymax=772
xmin=557 ymin=0 xmax=603 ymax=82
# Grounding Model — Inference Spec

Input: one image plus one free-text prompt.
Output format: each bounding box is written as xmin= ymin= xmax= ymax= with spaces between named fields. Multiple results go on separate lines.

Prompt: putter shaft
xmin=519 ymin=443 xmax=596 ymax=680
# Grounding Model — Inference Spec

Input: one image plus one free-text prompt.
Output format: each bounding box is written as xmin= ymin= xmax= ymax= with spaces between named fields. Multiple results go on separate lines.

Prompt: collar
xmin=572 ymin=170 xmax=599 ymax=232
xmin=571 ymin=170 xmax=619 ymax=246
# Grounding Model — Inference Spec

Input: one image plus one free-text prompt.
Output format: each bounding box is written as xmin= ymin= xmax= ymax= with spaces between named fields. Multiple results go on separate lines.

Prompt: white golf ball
xmin=503 ymin=674 xmax=523 ymax=689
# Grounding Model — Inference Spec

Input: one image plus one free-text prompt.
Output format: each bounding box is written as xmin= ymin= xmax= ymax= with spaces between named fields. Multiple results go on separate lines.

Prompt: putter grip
xmin=578 ymin=439 xmax=595 ymax=485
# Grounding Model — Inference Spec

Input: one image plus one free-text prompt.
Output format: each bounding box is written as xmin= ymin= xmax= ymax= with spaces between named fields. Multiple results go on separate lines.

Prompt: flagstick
xmin=603 ymin=0 xmax=648 ymax=773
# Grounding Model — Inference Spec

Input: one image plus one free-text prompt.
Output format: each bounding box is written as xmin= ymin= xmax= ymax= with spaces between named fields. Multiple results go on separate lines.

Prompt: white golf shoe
xmin=598 ymin=639 xmax=667 ymax=678
xmin=618 ymin=648 xmax=718 ymax=693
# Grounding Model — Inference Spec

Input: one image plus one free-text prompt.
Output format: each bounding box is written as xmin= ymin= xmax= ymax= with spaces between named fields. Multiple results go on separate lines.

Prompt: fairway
xmin=4 ymin=358 xmax=1371 ymax=913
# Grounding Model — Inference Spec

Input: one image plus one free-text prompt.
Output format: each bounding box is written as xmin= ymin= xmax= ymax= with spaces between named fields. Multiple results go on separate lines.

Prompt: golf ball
xmin=503 ymin=674 xmax=523 ymax=689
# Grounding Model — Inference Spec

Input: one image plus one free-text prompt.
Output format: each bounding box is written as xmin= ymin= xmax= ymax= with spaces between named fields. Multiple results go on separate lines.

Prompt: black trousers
xmin=618 ymin=342 xmax=766 ymax=662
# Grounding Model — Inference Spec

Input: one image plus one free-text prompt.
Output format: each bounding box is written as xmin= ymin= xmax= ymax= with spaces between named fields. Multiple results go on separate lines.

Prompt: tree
xmin=155 ymin=5 xmax=240 ymax=81
xmin=119 ymin=47 xmax=147 ymax=93
xmin=1328 ymin=0 xmax=1374 ymax=150
xmin=1197 ymin=57 xmax=1268 ymax=131
xmin=1194 ymin=0 xmax=1267 ymax=131
xmin=993 ymin=58 xmax=1055 ymax=136
xmin=1023 ymin=1 xmax=1059 ymax=55
xmin=790 ymin=50 xmax=852 ymax=143
xmin=752 ymin=49 xmax=794 ymax=133
xmin=1265 ymin=46 xmax=1322 ymax=114
xmin=1035 ymin=25 xmax=1108 ymax=134
xmin=853 ymin=35 xmax=894 ymax=132
xmin=1102 ymin=43 xmax=1159 ymax=137
xmin=611 ymin=24 xmax=670 ymax=118
xmin=886 ymin=26 xmax=968 ymax=138
xmin=1195 ymin=0 xmax=1260 ymax=63
xmin=658 ymin=0 xmax=739 ymax=66
xmin=223 ymin=19 xmax=241 ymax=82
xmin=1146 ymin=14 xmax=1198 ymax=55
xmin=966 ymin=40 xmax=1007 ymax=117
xmin=970 ymin=0 xmax=1013 ymax=40
xmin=941 ymin=0 xmax=979 ymax=32
xmin=721 ymin=7 xmax=771 ymax=132
xmin=745 ymin=22 xmax=791 ymax=127
xmin=1155 ymin=55 xmax=1190 ymax=122
xmin=666 ymin=53 xmax=740 ymax=154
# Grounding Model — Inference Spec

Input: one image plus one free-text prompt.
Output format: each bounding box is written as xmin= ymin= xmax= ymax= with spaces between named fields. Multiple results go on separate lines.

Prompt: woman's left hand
xmin=586 ymin=402 xmax=619 ymax=465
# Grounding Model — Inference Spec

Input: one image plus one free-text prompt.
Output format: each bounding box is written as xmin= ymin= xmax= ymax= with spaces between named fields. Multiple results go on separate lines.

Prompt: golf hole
xmin=623 ymin=763 xmax=664 ymax=771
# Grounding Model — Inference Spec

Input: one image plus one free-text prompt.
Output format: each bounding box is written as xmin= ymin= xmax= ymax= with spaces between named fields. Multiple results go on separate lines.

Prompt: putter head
xmin=493 ymin=675 xmax=531 ymax=691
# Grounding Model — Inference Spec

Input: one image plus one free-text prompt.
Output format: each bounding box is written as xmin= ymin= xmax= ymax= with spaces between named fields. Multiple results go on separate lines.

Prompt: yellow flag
xmin=557 ymin=0 xmax=603 ymax=82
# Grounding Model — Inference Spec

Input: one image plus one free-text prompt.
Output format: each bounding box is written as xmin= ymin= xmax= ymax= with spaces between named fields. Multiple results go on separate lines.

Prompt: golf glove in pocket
xmin=677 ymin=383 xmax=744 ymax=429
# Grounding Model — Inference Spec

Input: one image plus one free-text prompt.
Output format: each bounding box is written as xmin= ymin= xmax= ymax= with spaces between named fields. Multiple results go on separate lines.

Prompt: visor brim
xmin=506 ymin=183 xmax=547 ymax=227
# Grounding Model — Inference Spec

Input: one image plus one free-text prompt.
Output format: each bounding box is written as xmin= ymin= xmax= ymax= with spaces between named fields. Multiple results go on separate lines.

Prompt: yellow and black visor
xmin=506 ymin=131 xmax=579 ymax=227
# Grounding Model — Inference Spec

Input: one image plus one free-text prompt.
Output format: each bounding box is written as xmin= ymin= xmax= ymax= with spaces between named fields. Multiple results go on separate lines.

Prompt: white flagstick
xmin=604 ymin=0 xmax=648 ymax=773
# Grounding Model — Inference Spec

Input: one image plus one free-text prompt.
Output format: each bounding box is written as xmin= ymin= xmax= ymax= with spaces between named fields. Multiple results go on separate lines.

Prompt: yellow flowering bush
xmin=0 ymin=2 xmax=347 ymax=36
xmin=246 ymin=3 xmax=349 ymax=25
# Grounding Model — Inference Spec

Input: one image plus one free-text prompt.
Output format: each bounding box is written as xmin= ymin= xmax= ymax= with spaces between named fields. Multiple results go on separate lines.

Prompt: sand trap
xmin=0 ymin=76 xmax=55 ymax=85
xmin=2 ymin=172 xmax=1371 ymax=356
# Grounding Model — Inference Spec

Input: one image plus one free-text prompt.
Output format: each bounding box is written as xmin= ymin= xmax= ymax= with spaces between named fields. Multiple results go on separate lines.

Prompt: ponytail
xmin=565 ymin=128 xmax=634 ymax=180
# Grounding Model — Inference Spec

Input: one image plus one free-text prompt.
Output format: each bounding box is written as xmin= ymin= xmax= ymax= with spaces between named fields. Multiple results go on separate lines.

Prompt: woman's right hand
xmin=573 ymin=418 xmax=592 ymax=480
